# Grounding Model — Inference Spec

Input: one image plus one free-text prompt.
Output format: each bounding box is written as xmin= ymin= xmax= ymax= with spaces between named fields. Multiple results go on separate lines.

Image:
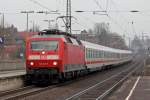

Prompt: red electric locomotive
xmin=26 ymin=30 xmax=85 ymax=83
xmin=26 ymin=29 xmax=132 ymax=84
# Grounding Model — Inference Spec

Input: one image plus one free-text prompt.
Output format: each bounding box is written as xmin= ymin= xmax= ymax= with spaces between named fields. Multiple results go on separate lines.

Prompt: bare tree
xmin=93 ymin=23 xmax=109 ymax=35
xmin=131 ymin=35 xmax=144 ymax=52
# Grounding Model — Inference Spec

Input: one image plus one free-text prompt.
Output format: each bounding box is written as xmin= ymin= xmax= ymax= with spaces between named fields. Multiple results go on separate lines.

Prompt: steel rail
xmin=96 ymin=61 xmax=143 ymax=100
xmin=1 ymin=77 xmax=81 ymax=100
xmin=0 ymin=86 xmax=34 ymax=97
xmin=65 ymin=60 xmax=140 ymax=100
xmin=0 ymin=85 xmax=58 ymax=100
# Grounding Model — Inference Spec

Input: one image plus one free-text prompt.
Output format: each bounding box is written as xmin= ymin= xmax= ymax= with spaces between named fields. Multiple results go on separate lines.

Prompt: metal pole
xmin=66 ymin=0 xmax=71 ymax=33
xmin=48 ymin=20 xmax=51 ymax=29
xmin=69 ymin=0 xmax=71 ymax=34
xmin=129 ymin=37 xmax=131 ymax=49
xmin=66 ymin=0 xmax=69 ymax=33
xmin=2 ymin=13 xmax=4 ymax=30
xmin=27 ymin=13 xmax=29 ymax=32
xmin=21 ymin=11 xmax=34 ymax=32
xmin=33 ymin=20 xmax=35 ymax=32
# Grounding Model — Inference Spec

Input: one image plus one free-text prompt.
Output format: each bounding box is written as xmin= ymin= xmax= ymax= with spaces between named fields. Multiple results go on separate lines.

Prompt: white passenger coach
xmin=81 ymin=41 xmax=132 ymax=70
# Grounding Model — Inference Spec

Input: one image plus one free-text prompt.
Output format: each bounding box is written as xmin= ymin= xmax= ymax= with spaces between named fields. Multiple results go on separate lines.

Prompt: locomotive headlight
xmin=30 ymin=62 xmax=34 ymax=66
xmin=53 ymin=61 xmax=58 ymax=66
xmin=42 ymin=51 xmax=45 ymax=54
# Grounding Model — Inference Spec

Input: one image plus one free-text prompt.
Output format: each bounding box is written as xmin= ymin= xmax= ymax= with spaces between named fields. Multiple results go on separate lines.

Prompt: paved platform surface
xmin=107 ymin=76 xmax=150 ymax=100
xmin=127 ymin=76 xmax=150 ymax=100
xmin=0 ymin=70 xmax=26 ymax=79
xmin=0 ymin=60 xmax=25 ymax=71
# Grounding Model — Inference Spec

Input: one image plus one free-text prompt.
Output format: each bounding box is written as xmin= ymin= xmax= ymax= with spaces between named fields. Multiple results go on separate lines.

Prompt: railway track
xmin=0 ymin=77 xmax=82 ymax=100
xmin=0 ymin=85 xmax=58 ymax=100
xmin=0 ymin=57 xmax=143 ymax=100
xmin=65 ymin=59 xmax=144 ymax=100
xmin=0 ymin=62 xmax=138 ymax=100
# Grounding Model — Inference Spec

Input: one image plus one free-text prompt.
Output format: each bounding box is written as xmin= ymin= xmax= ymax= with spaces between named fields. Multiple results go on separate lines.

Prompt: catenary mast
xmin=66 ymin=0 xmax=71 ymax=34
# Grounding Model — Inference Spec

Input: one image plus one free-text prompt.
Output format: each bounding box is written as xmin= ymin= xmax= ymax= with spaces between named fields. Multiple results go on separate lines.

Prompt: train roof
xmin=29 ymin=29 xmax=132 ymax=54
xmin=38 ymin=29 xmax=76 ymax=38
xmin=81 ymin=40 xmax=132 ymax=54
xmin=30 ymin=34 xmax=65 ymax=38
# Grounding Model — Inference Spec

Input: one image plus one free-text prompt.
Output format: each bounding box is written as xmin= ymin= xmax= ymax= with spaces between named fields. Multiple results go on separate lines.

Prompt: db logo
xmin=40 ymin=55 xmax=47 ymax=59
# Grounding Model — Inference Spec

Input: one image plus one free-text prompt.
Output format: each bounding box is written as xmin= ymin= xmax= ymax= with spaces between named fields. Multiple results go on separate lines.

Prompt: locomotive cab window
xmin=30 ymin=40 xmax=59 ymax=51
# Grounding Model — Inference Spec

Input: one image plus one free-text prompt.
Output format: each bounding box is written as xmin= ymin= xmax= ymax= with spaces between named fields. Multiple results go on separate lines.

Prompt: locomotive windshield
xmin=30 ymin=40 xmax=58 ymax=51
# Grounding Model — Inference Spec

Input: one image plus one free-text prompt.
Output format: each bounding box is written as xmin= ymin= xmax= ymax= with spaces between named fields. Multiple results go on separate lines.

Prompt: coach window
xmin=106 ymin=52 xmax=108 ymax=58
xmin=108 ymin=52 xmax=110 ymax=58
xmin=96 ymin=50 xmax=98 ymax=58
xmin=122 ymin=54 xmax=124 ymax=58
xmin=92 ymin=49 xmax=94 ymax=58
xmin=114 ymin=53 xmax=116 ymax=58
xmin=89 ymin=49 xmax=91 ymax=59
xmin=111 ymin=52 xmax=113 ymax=58
xmin=110 ymin=52 xmax=112 ymax=58
xmin=105 ymin=52 xmax=107 ymax=58
xmin=92 ymin=50 xmax=93 ymax=58
xmin=101 ymin=51 xmax=104 ymax=58
xmin=117 ymin=53 xmax=119 ymax=58
xmin=88 ymin=49 xmax=90 ymax=59
xmin=116 ymin=53 xmax=118 ymax=58
xmin=91 ymin=50 xmax=93 ymax=58
xmin=91 ymin=49 xmax=93 ymax=58
xmin=103 ymin=51 xmax=105 ymax=58
xmin=109 ymin=52 xmax=111 ymax=58
xmin=120 ymin=53 xmax=122 ymax=58
xmin=88 ymin=50 xmax=89 ymax=59
xmin=87 ymin=49 xmax=90 ymax=59
xmin=96 ymin=50 xmax=99 ymax=58
xmin=99 ymin=51 xmax=101 ymax=58
xmin=94 ymin=50 xmax=96 ymax=58
xmin=104 ymin=51 xmax=106 ymax=58
xmin=114 ymin=53 xmax=117 ymax=58
xmin=93 ymin=50 xmax=95 ymax=58
xmin=88 ymin=49 xmax=89 ymax=58
xmin=86 ymin=48 xmax=88 ymax=59
xmin=95 ymin=50 xmax=97 ymax=58
xmin=98 ymin=51 xmax=100 ymax=58
xmin=116 ymin=53 xmax=117 ymax=58
xmin=98 ymin=50 xmax=100 ymax=58
xmin=86 ymin=48 xmax=88 ymax=58
xmin=107 ymin=52 xmax=109 ymax=58
xmin=111 ymin=53 xmax=113 ymax=58
xmin=95 ymin=50 xmax=96 ymax=58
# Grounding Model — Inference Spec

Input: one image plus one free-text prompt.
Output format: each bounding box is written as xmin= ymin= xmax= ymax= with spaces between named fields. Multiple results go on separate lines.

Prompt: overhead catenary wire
xmin=92 ymin=0 xmax=131 ymax=47
xmin=66 ymin=1 xmax=97 ymax=32
xmin=28 ymin=0 xmax=57 ymax=12
xmin=93 ymin=0 xmax=129 ymax=35
xmin=109 ymin=0 xmax=130 ymax=28
xmin=106 ymin=0 xmax=109 ymax=11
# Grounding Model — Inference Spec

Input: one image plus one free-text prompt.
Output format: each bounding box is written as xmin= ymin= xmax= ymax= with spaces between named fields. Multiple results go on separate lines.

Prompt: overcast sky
xmin=1 ymin=0 xmax=150 ymax=39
